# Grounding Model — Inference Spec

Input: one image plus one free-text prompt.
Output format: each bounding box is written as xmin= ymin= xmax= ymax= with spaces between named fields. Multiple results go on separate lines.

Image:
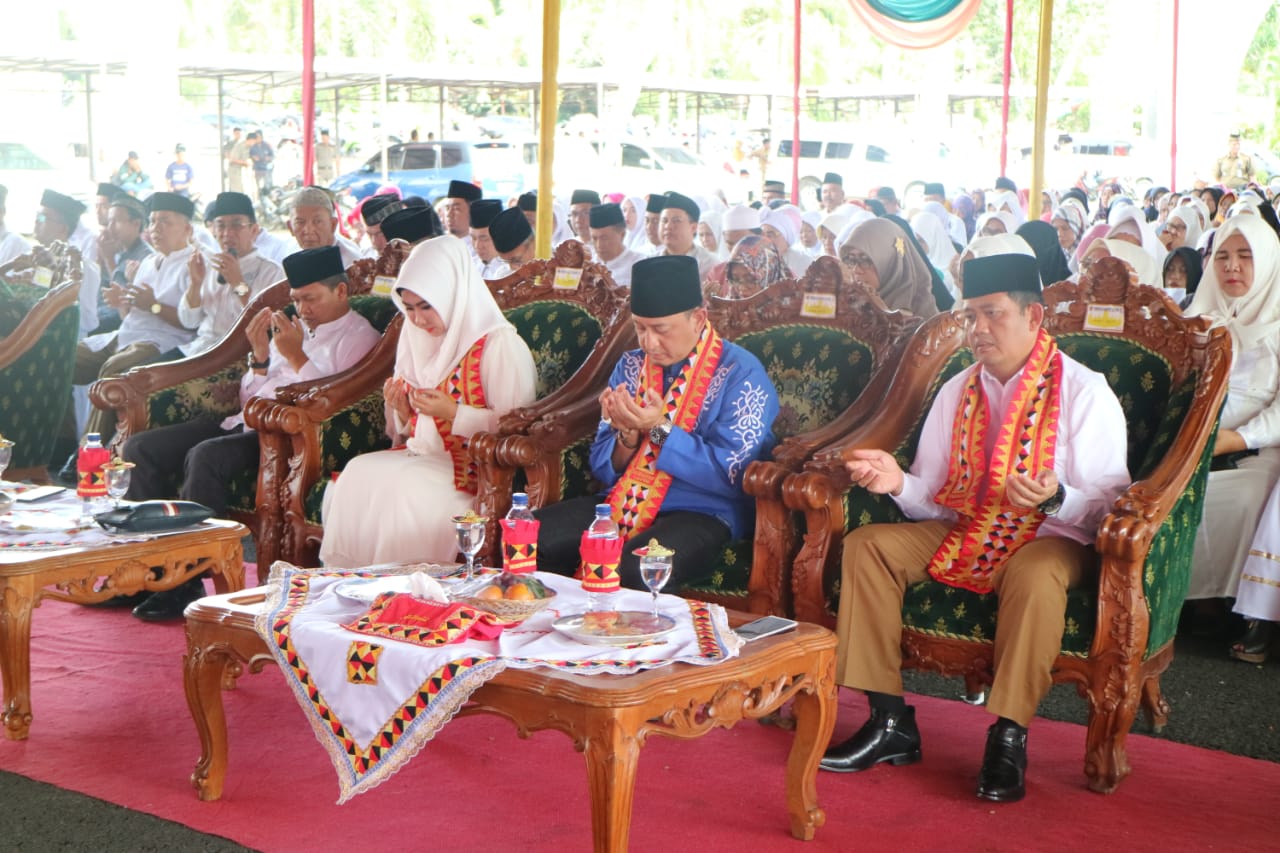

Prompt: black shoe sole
xmin=976 ymin=785 xmax=1025 ymax=803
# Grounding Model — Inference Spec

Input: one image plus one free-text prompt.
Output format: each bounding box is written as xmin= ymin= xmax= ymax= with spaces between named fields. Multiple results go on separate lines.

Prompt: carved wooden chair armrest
xmin=92 ymin=280 xmax=291 ymax=453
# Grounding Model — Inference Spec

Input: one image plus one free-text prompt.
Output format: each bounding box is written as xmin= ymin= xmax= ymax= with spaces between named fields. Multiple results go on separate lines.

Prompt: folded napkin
xmin=343 ymin=593 xmax=506 ymax=648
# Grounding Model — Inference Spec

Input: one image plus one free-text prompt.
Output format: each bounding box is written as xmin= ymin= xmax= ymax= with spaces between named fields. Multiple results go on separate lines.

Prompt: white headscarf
xmin=988 ymin=190 xmax=1026 ymax=228
xmin=963 ymin=233 xmax=1036 ymax=260
xmin=1101 ymin=238 xmax=1161 ymax=288
xmin=1105 ymin=204 xmax=1167 ymax=265
xmin=760 ymin=205 xmax=800 ymax=246
xmin=1186 ymin=215 xmax=1280 ymax=355
xmin=1182 ymin=197 xmax=1212 ymax=232
xmin=833 ymin=209 xmax=877 ymax=252
xmin=392 ymin=236 xmax=514 ymax=455
xmin=974 ymin=210 xmax=1018 ymax=237
xmin=1166 ymin=206 xmax=1203 ymax=251
xmin=622 ymin=195 xmax=646 ymax=244
xmin=800 ymin=210 xmax=824 ymax=258
xmin=910 ymin=210 xmax=957 ymax=276
xmin=699 ymin=212 xmax=727 ymax=260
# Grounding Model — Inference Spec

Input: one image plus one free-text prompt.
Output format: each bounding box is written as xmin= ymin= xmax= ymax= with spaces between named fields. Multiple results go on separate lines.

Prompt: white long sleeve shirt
xmin=893 ymin=351 xmax=1131 ymax=546
xmin=81 ymin=245 xmax=193 ymax=352
xmin=0 ymin=227 xmax=31 ymax=266
xmin=601 ymin=248 xmax=646 ymax=287
xmin=1221 ymin=335 xmax=1280 ymax=450
xmin=178 ymin=251 xmax=283 ymax=357
xmin=222 ymin=308 xmax=381 ymax=430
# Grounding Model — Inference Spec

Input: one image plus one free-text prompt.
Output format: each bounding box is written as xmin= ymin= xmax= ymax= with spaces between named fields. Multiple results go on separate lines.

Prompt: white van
xmin=766 ymin=135 xmax=906 ymax=208
xmin=520 ymin=138 xmax=729 ymax=201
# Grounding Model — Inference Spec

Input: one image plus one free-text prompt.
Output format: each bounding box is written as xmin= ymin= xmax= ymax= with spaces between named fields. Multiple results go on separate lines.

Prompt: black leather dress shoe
xmin=976 ymin=720 xmax=1028 ymax=802
xmin=819 ymin=706 xmax=921 ymax=773
xmin=132 ymin=578 xmax=206 ymax=622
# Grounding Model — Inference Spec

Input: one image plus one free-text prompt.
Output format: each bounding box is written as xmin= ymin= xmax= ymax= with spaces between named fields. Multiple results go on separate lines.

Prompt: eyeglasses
xmin=34 ymin=213 xmax=47 ymax=224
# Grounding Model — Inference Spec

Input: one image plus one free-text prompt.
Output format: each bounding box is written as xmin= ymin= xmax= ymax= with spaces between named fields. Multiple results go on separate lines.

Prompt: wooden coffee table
xmin=184 ymin=588 xmax=837 ymax=851
xmin=0 ymin=519 xmax=246 ymax=739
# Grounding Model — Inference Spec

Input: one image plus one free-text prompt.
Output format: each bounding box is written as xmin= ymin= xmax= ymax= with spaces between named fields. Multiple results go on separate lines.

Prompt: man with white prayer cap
xmin=588 ymin=202 xmax=645 ymax=287
xmin=722 ymin=204 xmax=762 ymax=254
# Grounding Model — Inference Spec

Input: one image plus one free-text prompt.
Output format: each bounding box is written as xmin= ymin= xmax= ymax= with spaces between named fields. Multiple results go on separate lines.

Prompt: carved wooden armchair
xmin=0 ymin=243 xmax=82 ymax=480
xmin=91 ymin=246 xmax=404 ymax=562
xmin=782 ymin=260 xmax=1231 ymax=793
xmin=474 ymin=256 xmax=921 ymax=612
xmin=466 ymin=240 xmax=633 ymax=562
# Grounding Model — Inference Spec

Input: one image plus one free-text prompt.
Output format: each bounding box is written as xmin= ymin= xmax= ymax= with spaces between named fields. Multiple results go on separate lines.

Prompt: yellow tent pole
xmin=1029 ymin=0 xmax=1054 ymax=220
xmin=536 ymin=0 xmax=560 ymax=259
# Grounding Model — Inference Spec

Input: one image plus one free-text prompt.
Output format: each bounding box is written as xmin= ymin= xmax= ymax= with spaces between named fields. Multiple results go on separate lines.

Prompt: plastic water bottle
xmin=506 ymin=492 xmax=535 ymax=523
xmin=76 ymin=432 xmax=110 ymax=522
xmin=586 ymin=503 xmax=620 ymax=612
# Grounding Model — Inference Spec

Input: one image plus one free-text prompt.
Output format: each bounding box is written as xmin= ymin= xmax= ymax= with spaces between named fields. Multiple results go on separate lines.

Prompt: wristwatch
xmin=233 ymin=283 xmax=250 ymax=297
xmin=649 ymin=421 xmax=673 ymax=448
xmin=248 ymin=353 xmax=270 ymax=370
xmin=149 ymin=302 xmax=163 ymax=315
xmin=1038 ymin=482 xmax=1066 ymax=517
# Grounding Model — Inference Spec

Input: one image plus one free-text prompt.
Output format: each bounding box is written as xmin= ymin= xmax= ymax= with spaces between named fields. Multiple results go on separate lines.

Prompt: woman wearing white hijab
xmin=910 ymin=209 xmax=959 ymax=298
xmin=1105 ymin=204 xmax=1167 ymax=265
xmin=973 ymin=210 xmax=1019 ymax=237
xmin=1083 ymin=238 xmax=1162 ymax=287
xmin=987 ymin=189 xmax=1026 ymax=228
xmin=320 ymin=236 xmax=538 ymax=567
xmin=760 ymin=205 xmax=812 ymax=277
xmin=622 ymin=195 xmax=647 ymax=249
xmin=1182 ymin=216 xmax=1280 ymax=626
xmin=1161 ymin=206 xmax=1202 ymax=252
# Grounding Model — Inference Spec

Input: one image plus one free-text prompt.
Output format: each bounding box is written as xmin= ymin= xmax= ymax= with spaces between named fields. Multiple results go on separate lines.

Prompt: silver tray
xmin=552 ymin=611 xmax=677 ymax=646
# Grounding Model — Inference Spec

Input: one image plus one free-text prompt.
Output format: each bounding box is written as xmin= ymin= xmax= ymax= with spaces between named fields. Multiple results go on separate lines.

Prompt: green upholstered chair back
xmin=895 ymin=272 xmax=1213 ymax=658
xmin=503 ymin=301 xmax=602 ymax=399
xmin=0 ymin=279 xmax=79 ymax=470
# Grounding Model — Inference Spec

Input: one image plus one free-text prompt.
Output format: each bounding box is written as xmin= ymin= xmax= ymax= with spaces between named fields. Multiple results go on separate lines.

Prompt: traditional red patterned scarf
xmin=428 ymin=336 xmax=488 ymax=494
xmin=926 ymin=327 xmax=1063 ymax=593
xmin=607 ymin=323 xmax=724 ymax=540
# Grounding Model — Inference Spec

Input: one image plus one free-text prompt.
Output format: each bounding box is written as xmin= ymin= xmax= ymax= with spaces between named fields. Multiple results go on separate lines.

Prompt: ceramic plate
xmin=333 ymin=576 xmax=417 ymax=603
xmin=551 ymin=611 xmax=677 ymax=646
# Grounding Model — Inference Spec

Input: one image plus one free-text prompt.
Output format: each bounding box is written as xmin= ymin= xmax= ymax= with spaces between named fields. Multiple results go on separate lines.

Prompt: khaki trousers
xmin=835 ymin=520 xmax=1093 ymax=727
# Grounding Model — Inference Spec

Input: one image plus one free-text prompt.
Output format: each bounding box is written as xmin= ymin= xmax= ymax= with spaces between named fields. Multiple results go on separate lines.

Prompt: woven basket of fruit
xmin=459 ymin=573 xmax=557 ymax=624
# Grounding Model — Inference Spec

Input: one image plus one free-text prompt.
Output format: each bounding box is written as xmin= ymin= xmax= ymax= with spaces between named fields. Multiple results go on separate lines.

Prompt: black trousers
xmin=122 ymin=420 xmax=259 ymax=516
xmin=533 ymin=495 xmax=731 ymax=590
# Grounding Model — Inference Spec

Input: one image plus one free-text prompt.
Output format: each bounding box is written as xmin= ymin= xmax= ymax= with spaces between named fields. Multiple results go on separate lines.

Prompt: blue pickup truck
xmin=328 ymin=140 xmax=524 ymax=203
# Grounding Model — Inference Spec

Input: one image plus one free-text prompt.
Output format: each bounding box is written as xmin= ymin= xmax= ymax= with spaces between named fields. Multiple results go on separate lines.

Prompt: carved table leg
xmin=209 ymin=540 xmax=246 ymax=595
xmin=184 ymin=630 xmax=242 ymax=801
xmin=0 ymin=576 xmax=38 ymax=740
xmin=786 ymin=655 xmax=837 ymax=840
xmin=582 ymin=710 xmax=645 ymax=853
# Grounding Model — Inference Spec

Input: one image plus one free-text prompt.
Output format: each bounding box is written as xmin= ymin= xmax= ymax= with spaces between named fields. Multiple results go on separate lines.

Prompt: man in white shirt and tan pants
xmin=818 ymin=246 xmax=1131 ymax=804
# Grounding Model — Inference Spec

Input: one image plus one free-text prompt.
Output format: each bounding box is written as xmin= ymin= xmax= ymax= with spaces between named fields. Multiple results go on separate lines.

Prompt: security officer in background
xmin=1213 ymin=131 xmax=1255 ymax=191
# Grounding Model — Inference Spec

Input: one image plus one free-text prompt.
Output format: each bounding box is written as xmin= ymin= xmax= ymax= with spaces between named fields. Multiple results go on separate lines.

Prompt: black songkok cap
xmin=446 ymin=180 xmax=482 ymax=203
xmin=96 ymin=182 xmax=118 ymax=199
xmin=630 ymin=256 xmax=702 ymax=318
xmin=40 ymin=189 xmax=87 ymax=226
xmin=469 ymin=199 xmax=503 ymax=229
xmin=662 ymin=191 xmax=700 ymax=223
xmin=570 ymin=189 xmax=601 ymax=206
xmin=283 ymin=245 xmax=345 ymax=289
xmin=403 ymin=196 xmax=427 ymax=208
xmin=362 ymin=194 xmax=404 ymax=225
xmin=212 ymin=191 xmax=255 ymax=223
xmin=961 ymin=254 xmax=1042 ymax=300
xmin=644 ymin=193 xmax=665 ymax=214
xmin=995 ymin=176 xmax=1018 ymax=192
xmin=489 ymin=207 xmax=534 ymax=253
xmin=517 ymin=191 xmax=539 ymax=212
xmin=109 ymin=193 xmax=147 ymax=220
xmin=822 ymin=172 xmax=843 ymax=186
xmin=147 ymin=191 xmax=195 ymax=219
xmin=588 ymin=203 xmax=625 ymax=229
xmin=924 ymin=182 xmax=946 ymax=197
xmin=380 ymin=207 xmax=437 ymax=244
xmin=763 ymin=180 xmax=786 ymax=194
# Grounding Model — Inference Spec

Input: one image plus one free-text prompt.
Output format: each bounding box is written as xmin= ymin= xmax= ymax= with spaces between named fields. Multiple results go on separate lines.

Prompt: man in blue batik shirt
xmin=534 ymin=254 xmax=780 ymax=589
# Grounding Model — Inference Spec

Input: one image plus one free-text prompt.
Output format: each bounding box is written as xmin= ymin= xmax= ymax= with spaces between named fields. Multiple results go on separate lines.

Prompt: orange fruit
xmin=476 ymin=584 xmax=504 ymax=600
xmin=504 ymin=582 xmax=535 ymax=601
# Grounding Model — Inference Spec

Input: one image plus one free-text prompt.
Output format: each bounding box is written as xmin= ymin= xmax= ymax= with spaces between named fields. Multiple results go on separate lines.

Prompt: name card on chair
xmin=1084 ymin=304 xmax=1125 ymax=333
xmin=800 ymin=292 xmax=836 ymax=319
xmin=32 ymin=267 xmax=53 ymax=288
xmin=553 ymin=267 xmax=583 ymax=291
xmin=371 ymin=276 xmax=396 ymax=297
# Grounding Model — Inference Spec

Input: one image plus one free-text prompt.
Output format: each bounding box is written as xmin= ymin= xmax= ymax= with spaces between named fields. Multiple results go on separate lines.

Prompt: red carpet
xmin=2 ymin=565 xmax=1278 ymax=852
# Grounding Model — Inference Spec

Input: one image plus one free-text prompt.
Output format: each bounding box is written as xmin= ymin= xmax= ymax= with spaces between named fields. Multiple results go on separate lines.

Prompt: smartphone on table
xmin=735 ymin=616 xmax=799 ymax=642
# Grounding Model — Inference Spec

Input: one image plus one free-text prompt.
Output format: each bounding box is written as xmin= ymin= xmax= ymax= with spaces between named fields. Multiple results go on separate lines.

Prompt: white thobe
xmin=601 ymin=248 xmax=645 ymax=287
xmin=0 ymin=226 xmax=31 ymax=266
xmin=178 ymin=251 xmax=283 ymax=357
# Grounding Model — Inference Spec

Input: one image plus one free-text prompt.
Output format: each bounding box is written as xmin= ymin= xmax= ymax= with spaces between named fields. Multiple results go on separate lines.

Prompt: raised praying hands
xmin=599 ymin=384 xmax=664 ymax=433
xmin=408 ymin=387 xmax=458 ymax=422
xmin=383 ymin=375 xmax=413 ymax=423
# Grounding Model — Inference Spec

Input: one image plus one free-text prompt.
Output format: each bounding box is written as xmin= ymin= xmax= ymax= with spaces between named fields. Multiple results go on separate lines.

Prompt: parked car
xmin=766 ymin=135 xmax=906 ymax=208
xmin=328 ymin=140 xmax=525 ymax=202
xmin=518 ymin=138 xmax=731 ymax=201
